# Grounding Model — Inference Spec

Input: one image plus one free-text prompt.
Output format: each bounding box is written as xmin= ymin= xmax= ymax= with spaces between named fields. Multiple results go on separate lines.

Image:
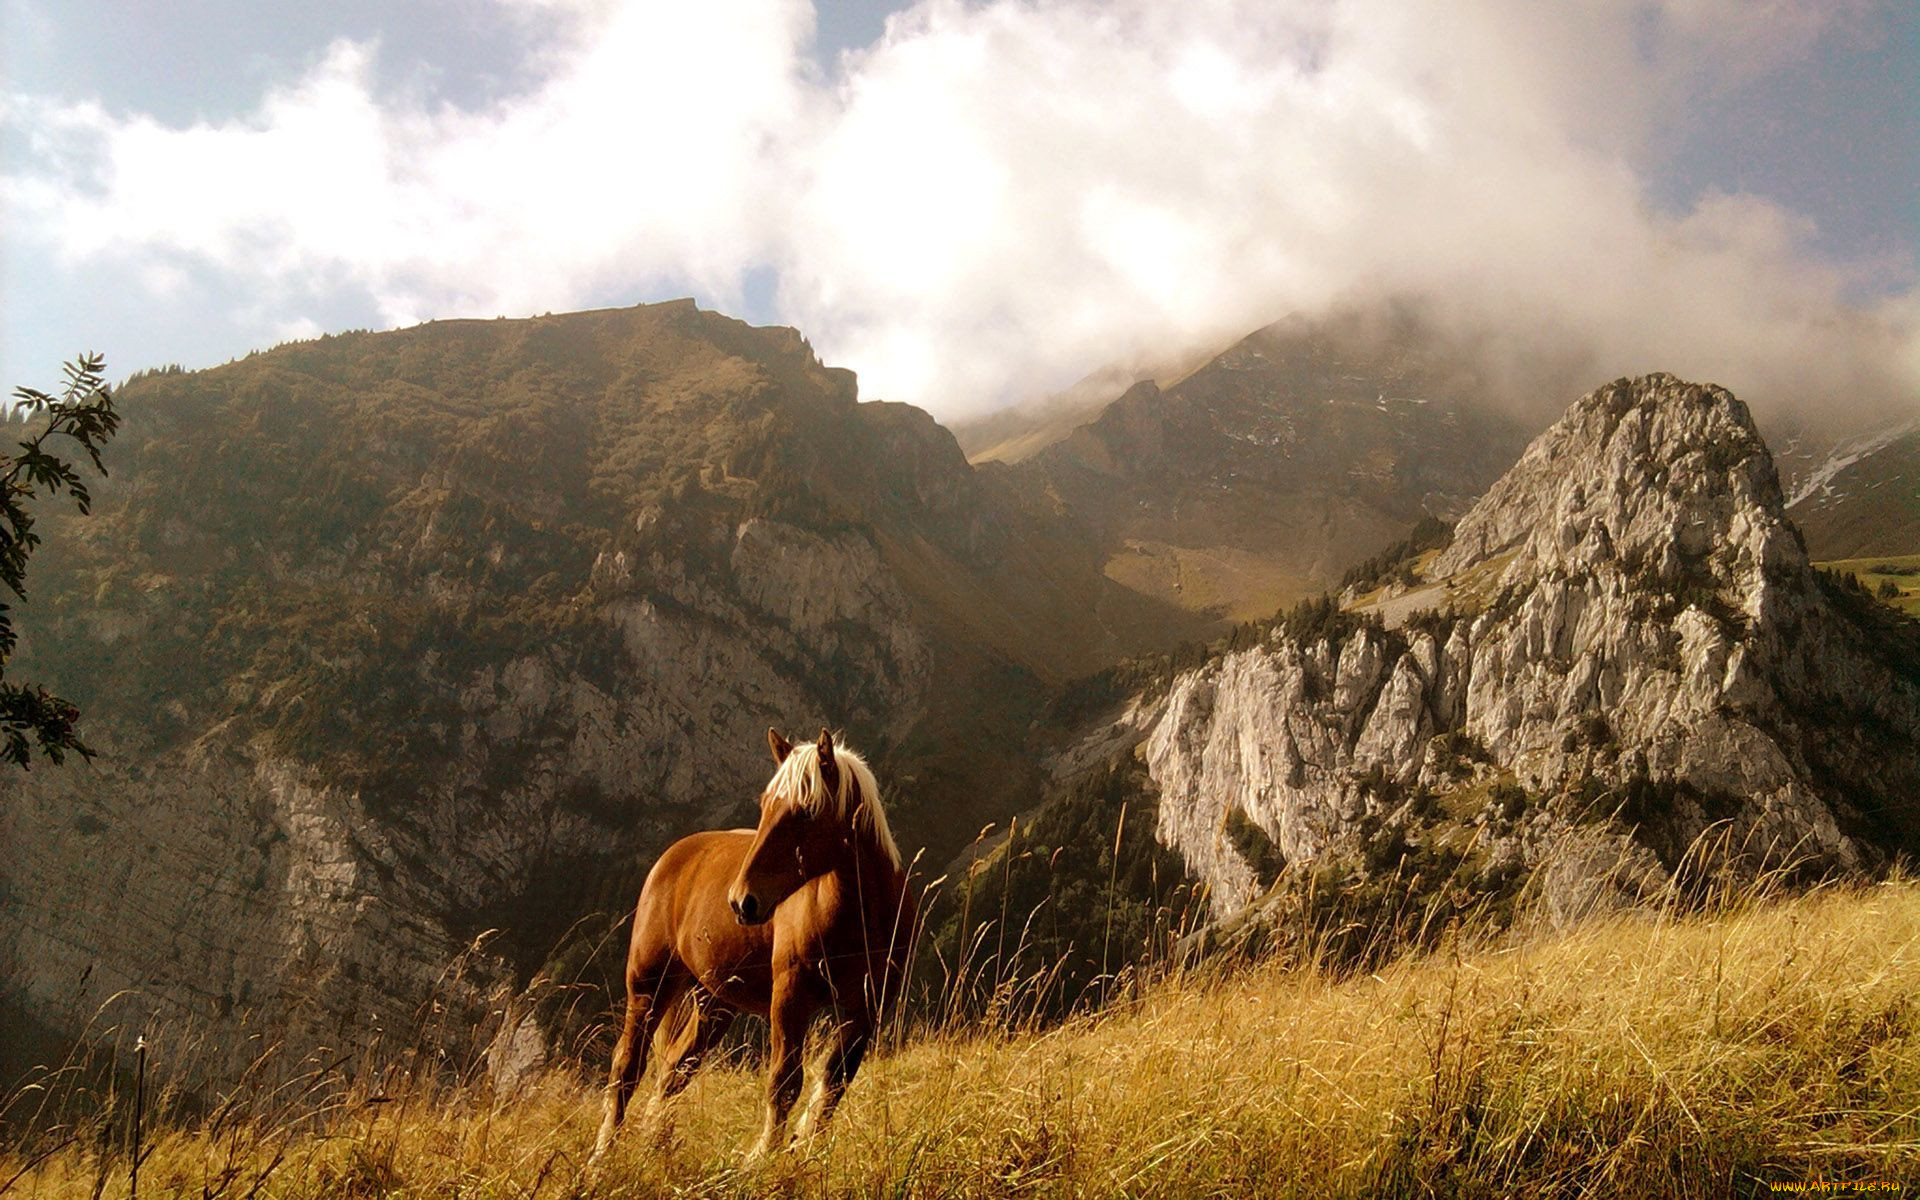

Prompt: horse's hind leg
xmin=795 ymin=1010 xmax=870 ymax=1143
xmin=643 ymin=992 xmax=734 ymax=1137
xmin=591 ymin=955 xmax=681 ymax=1162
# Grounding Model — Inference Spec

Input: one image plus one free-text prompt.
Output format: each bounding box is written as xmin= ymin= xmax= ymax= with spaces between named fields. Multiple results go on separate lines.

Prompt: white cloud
xmin=3 ymin=0 xmax=1914 ymax=420
xmin=6 ymin=0 xmax=815 ymax=327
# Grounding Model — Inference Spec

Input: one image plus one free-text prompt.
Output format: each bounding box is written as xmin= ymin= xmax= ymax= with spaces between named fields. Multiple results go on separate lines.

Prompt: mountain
xmin=1781 ymin=421 xmax=1920 ymax=559
xmin=950 ymin=344 xmax=1220 ymax=466
xmin=968 ymin=374 xmax=1920 ymax=978
xmin=996 ymin=312 xmax=1533 ymax=625
xmin=950 ymin=363 xmax=1143 ymax=466
xmin=0 ymin=300 xmax=1197 ymax=1078
xmin=18 ymin=289 xmax=1910 ymax=1084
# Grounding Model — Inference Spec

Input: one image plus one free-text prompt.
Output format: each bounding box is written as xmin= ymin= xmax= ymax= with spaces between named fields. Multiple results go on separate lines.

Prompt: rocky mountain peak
xmin=1127 ymin=373 xmax=1920 ymax=935
xmin=1436 ymin=374 xmax=1803 ymax=604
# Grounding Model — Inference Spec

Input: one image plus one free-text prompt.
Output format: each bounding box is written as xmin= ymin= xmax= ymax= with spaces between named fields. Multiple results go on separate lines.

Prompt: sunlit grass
xmin=1818 ymin=554 xmax=1920 ymax=616
xmin=9 ymin=880 xmax=1920 ymax=1196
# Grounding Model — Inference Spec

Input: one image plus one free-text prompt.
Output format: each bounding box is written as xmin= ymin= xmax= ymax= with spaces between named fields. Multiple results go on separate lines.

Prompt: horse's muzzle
xmin=731 ymin=892 xmax=766 ymax=925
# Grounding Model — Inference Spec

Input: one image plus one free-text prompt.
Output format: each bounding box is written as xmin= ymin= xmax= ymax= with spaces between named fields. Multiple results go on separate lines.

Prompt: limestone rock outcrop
xmin=1139 ymin=375 xmax=1920 ymax=922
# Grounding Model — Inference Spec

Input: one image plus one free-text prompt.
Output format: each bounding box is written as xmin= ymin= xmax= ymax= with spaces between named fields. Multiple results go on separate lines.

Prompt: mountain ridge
xmin=998 ymin=313 xmax=1532 ymax=624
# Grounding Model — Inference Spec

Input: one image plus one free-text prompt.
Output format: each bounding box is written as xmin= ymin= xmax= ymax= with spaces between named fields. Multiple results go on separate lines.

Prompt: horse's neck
xmin=819 ymin=832 xmax=905 ymax=924
xmin=845 ymin=830 xmax=903 ymax=895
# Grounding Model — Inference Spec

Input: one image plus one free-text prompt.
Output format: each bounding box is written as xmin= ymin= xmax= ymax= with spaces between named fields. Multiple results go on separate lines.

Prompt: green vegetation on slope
xmin=924 ymin=754 xmax=1196 ymax=1023
xmin=1337 ymin=511 xmax=1453 ymax=594
xmin=1819 ymin=553 xmax=1920 ymax=617
xmin=18 ymin=304 xmax=863 ymax=805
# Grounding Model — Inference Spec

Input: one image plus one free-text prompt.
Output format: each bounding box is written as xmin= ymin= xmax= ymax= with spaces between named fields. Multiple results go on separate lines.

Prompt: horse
xmin=591 ymin=727 xmax=916 ymax=1162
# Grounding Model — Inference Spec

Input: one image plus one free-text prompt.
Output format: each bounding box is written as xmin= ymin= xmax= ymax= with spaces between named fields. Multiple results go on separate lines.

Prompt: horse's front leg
xmin=748 ymin=976 xmax=811 ymax=1160
xmin=795 ymin=1008 xmax=870 ymax=1144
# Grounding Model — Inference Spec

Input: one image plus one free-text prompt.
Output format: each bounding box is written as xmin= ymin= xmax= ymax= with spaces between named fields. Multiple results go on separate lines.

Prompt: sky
xmin=2 ymin=0 xmax=1916 ymax=422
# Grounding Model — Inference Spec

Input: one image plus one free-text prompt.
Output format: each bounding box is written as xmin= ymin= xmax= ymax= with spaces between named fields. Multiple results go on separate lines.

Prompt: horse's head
xmin=729 ymin=727 xmax=896 ymax=925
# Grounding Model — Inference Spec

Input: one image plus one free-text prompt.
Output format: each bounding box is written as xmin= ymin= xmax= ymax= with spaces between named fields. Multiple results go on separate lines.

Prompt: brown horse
xmin=591 ymin=728 xmax=916 ymax=1161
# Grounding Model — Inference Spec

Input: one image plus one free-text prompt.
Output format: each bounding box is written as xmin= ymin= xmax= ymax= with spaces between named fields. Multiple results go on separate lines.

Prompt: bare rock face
xmin=1142 ymin=375 xmax=1920 ymax=923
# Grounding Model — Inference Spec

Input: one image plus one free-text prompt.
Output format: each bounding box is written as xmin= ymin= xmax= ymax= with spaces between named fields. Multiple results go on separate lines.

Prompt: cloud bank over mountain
xmin=5 ymin=0 xmax=1914 ymax=419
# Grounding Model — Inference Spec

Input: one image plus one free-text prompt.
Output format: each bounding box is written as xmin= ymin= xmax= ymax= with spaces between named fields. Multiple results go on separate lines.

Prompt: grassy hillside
xmin=1789 ymin=430 xmax=1920 ymax=559
xmin=1819 ymin=554 xmax=1920 ymax=617
xmin=9 ymin=881 xmax=1919 ymax=1197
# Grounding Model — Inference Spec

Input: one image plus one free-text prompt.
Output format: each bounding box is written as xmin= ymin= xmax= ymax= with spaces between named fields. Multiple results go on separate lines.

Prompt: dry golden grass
xmin=1101 ymin=539 xmax=1316 ymax=624
xmin=9 ymin=879 xmax=1920 ymax=1198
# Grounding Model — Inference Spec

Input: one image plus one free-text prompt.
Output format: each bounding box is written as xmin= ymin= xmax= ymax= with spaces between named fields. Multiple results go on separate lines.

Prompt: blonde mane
xmin=763 ymin=738 xmax=902 ymax=869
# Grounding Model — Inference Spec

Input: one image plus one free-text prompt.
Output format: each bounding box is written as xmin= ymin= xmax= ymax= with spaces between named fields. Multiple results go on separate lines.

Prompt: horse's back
xmin=648 ymin=828 xmax=752 ymax=879
xmin=636 ymin=828 xmax=753 ymax=921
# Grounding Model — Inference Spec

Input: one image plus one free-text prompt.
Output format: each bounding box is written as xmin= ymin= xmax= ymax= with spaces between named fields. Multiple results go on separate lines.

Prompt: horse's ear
xmin=768 ymin=727 xmax=793 ymax=764
xmin=817 ymin=727 xmax=839 ymax=793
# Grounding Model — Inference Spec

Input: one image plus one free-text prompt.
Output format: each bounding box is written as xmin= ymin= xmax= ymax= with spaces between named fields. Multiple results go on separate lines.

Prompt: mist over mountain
xmin=958 ymin=298 xmax=1919 ymax=598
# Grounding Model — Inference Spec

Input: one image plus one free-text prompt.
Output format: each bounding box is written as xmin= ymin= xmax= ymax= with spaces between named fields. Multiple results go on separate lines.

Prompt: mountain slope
xmin=1001 ymin=313 xmax=1531 ymax=624
xmin=949 ymin=363 xmax=1142 ymax=466
xmin=0 ymin=301 xmax=1195 ymax=1078
xmin=1784 ymin=423 xmax=1920 ymax=558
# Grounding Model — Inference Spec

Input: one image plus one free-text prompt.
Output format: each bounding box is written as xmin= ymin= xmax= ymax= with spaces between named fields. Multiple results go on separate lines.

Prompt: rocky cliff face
xmin=1137 ymin=375 xmax=1920 ymax=926
xmin=0 ymin=301 xmax=1185 ymax=1081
